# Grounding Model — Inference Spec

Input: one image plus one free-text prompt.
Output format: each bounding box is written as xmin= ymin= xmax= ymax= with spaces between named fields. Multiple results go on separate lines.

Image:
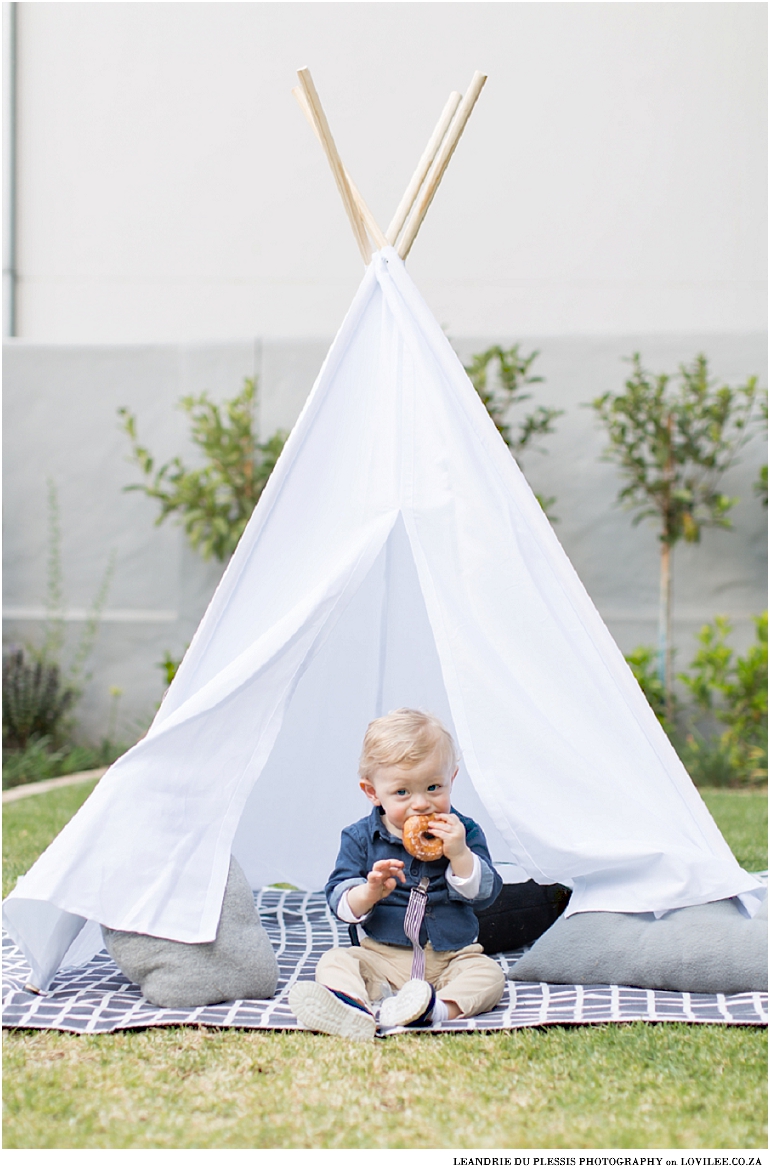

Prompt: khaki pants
xmin=316 ymin=938 xmax=506 ymax=1018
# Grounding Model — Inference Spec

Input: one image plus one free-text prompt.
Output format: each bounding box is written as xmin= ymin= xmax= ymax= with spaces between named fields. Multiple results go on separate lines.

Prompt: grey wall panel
xmin=3 ymin=334 xmax=766 ymax=744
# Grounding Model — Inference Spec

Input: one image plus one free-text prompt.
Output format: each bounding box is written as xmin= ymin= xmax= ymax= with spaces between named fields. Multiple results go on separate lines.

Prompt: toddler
xmin=289 ymin=709 xmax=505 ymax=1040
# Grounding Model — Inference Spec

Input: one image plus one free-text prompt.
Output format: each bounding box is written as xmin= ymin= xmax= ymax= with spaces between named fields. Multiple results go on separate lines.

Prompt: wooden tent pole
xmin=296 ymin=68 xmax=372 ymax=264
xmin=292 ymin=87 xmax=387 ymax=250
xmin=397 ymin=71 xmax=487 ymax=261
xmin=385 ymin=91 xmax=462 ymax=247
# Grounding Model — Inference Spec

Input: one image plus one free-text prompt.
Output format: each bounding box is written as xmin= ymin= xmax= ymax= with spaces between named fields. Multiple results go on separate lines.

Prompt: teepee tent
xmin=4 ymin=71 xmax=762 ymax=991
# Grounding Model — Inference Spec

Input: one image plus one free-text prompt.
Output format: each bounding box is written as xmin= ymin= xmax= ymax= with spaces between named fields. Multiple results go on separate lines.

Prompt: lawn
xmin=2 ymin=783 xmax=767 ymax=1149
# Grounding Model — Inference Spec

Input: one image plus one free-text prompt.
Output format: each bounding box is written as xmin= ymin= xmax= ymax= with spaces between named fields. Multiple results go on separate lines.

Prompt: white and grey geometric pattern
xmin=3 ymin=890 xmax=767 ymax=1034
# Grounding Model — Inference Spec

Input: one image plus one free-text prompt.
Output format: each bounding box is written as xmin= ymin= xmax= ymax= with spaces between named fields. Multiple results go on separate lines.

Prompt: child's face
xmin=360 ymin=744 xmax=457 ymax=838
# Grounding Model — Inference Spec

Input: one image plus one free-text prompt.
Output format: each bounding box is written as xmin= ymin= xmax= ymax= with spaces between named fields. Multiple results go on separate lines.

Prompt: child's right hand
xmin=347 ymin=859 xmax=405 ymax=917
xmin=366 ymin=858 xmax=406 ymax=901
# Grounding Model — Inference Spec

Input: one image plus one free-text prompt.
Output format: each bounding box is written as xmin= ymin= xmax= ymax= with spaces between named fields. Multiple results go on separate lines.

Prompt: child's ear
xmin=450 ymin=767 xmax=459 ymax=784
xmin=360 ymin=779 xmax=379 ymax=805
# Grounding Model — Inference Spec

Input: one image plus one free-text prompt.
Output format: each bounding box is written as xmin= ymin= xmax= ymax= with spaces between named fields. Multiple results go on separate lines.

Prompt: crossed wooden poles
xmin=293 ymin=68 xmax=487 ymax=264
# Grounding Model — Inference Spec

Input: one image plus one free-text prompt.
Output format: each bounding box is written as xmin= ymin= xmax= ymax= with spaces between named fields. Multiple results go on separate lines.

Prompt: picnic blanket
xmin=3 ymin=889 xmax=767 ymax=1034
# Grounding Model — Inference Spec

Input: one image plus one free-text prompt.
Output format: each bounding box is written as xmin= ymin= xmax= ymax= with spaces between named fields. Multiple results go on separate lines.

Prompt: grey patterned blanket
xmin=3 ymin=889 xmax=766 ymax=1034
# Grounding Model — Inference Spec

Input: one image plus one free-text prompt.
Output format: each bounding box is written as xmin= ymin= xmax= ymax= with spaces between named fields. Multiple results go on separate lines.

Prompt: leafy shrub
xmin=624 ymin=645 xmax=673 ymax=732
xmin=119 ymin=379 xmax=287 ymax=562
xmin=464 ymin=344 xmax=562 ymax=517
xmin=464 ymin=345 xmax=558 ymax=452
xmin=626 ymin=612 xmax=768 ymax=787
xmin=755 ymin=388 xmax=768 ymax=507
xmin=678 ymin=613 xmax=767 ymax=788
xmin=2 ymin=649 xmax=77 ymax=751
xmin=159 ymin=650 xmax=183 ymax=687
xmin=2 ymin=734 xmax=126 ymax=789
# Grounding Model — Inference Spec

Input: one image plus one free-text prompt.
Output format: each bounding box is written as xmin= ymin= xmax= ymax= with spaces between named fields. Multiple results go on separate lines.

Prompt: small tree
xmin=118 ymin=379 xmax=287 ymax=562
xmin=464 ymin=345 xmax=562 ymax=516
xmin=592 ymin=353 xmax=763 ymax=719
xmin=755 ymin=389 xmax=768 ymax=507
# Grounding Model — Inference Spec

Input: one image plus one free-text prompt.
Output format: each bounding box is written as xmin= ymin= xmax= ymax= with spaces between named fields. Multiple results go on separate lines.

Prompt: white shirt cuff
xmin=336 ymin=887 xmax=371 ymax=924
xmin=446 ymin=853 xmax=481 ymax=899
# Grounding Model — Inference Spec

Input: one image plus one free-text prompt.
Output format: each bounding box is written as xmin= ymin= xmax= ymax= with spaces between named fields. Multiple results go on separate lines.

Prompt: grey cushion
xmin=508 ymin=894 xmax=767 ymax=994
xmin=101 ymin=857 xmax=279 ymax=1007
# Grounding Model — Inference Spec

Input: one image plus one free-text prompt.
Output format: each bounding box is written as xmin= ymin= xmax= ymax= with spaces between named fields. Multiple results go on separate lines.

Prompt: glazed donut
xmin=402 ymin=814 xmax=444 ymax=862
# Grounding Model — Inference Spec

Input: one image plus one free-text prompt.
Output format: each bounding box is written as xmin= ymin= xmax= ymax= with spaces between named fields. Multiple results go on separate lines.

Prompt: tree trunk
xmin=657 ymin=412 xmax=675 ymax=723
xmin=658 ymin=541 xmax=673 ymax=721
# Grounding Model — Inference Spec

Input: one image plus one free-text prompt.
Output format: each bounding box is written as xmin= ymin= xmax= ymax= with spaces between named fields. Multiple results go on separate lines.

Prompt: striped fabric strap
xmin=404 ymin=876 xmax=430 ymax=981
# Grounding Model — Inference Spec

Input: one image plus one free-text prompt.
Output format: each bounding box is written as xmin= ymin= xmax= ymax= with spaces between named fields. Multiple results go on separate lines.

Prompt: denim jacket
xmin=325 ymin=806 xmax=503 ymax=952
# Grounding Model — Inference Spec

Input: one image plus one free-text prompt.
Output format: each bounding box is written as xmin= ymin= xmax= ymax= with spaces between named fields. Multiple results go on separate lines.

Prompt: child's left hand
xmin=427 ymin=813 xmax=474 ymax=878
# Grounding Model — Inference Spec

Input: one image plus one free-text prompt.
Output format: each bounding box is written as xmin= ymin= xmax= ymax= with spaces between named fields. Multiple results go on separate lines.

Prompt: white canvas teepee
xmin=4 ymin=72 xmax=762 ymax=992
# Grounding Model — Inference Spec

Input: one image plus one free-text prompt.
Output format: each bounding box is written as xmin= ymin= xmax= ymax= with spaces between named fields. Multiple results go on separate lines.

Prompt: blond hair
xmin=358 ymin=708 xmax=458 ymax=779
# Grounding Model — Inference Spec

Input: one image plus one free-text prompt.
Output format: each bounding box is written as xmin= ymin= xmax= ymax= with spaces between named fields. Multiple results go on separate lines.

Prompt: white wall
xmin=14 ymin=2 xmax=767 ymax=341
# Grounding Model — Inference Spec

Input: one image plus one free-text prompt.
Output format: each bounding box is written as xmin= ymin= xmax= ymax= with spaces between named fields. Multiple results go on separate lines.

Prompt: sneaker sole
xmin=379 ymin=979 xmax=434 ymax=1030
xmin=288 ymin=983 xmax=377 ymax=1041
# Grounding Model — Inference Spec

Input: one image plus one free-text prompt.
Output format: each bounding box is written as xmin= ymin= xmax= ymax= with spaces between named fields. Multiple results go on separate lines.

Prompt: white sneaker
xmin=378 ymin=979 xmax=435 ymax=1029
xmin=288 ymin=982 xmax=377 ymax=1041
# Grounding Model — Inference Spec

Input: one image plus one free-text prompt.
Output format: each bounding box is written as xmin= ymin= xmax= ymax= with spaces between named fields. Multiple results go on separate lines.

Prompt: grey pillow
xmin=101 ymin=857 xmax=279 ymax=1007
xmin=508 ymin=894 xmax=767 ymax=994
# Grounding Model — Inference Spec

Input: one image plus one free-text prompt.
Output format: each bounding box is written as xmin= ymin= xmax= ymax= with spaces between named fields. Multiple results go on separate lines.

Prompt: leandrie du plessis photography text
xmin=449 ymin=1159 xmax=764 ymax=1167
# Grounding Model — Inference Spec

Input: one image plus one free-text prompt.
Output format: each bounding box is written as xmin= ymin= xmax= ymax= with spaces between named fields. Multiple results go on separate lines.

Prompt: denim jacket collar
xmin=370 ymin=806 xmax=402 ymax=846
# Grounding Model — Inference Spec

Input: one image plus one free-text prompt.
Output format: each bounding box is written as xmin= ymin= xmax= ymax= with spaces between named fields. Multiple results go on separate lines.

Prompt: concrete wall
xmin=3 ymin=333 xmax=766 ymax=742
xmin=11 ymin=2 xmax=767 ymax=341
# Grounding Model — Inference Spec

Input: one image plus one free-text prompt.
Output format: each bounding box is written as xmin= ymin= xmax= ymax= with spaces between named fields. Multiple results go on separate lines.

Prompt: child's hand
xmin=366 ymin=858 xmax=406 ymax=901
xmin=427 ymin=814 xmax=475 ymax=878
xmin=347 ymin=859 xmax=405 ymax=918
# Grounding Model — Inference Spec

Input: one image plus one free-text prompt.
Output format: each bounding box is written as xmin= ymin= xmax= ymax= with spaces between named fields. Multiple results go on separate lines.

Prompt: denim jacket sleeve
xmin=325 ymin=823 xmax=370 ymax=918
xmin=445 ymin=815 xmax=503 ymax=910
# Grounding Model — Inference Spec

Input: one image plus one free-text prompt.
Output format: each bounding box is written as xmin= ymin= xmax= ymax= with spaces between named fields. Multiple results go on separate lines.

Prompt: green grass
xmin=3 ymin=779 xmax=100 ymax=898
xmin=698 ymin=788 xmax=768 ymax=873
xmin=3 ymin=784 xmax=767 ymax=1149
xmin=3 ymin=1023 xmax=766 ymax=1149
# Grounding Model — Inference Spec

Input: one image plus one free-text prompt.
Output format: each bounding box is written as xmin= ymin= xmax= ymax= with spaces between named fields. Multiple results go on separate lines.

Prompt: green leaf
xmin=117 ymin=378 xmax=287 ymax=562
xmin=463 ymin=343 xmax=561 ymax=513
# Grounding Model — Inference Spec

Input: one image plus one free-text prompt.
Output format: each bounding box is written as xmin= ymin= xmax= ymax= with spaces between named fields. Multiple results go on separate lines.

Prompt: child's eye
xmin=427 ymin=784 xmax=440 ymax=792
xmin=396 ymin=789 xmax=408 ymax=796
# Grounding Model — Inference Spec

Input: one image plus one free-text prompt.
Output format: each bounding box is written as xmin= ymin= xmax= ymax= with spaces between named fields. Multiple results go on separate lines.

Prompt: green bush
xmin=2 ymin=734 xmax=126 ymax=790
xmin=464 ymin=344 xmax=562 ymax=518
xmin=158 ymin=650 xmax=184 ymax=688
xmin=624 ymin=645 xmax=673 ymax=732
xmin=119 ymin=379 xmax=287 ymax=562
xmin=755 ymin=388 xmax=768 ymax=507
xmin=1 ymin=648 xmax=77 ymax=751
xmin=626 ymin=612 xmax=768 ymax=787
xmin=678 ymin=613 xmax=767 ymax=788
